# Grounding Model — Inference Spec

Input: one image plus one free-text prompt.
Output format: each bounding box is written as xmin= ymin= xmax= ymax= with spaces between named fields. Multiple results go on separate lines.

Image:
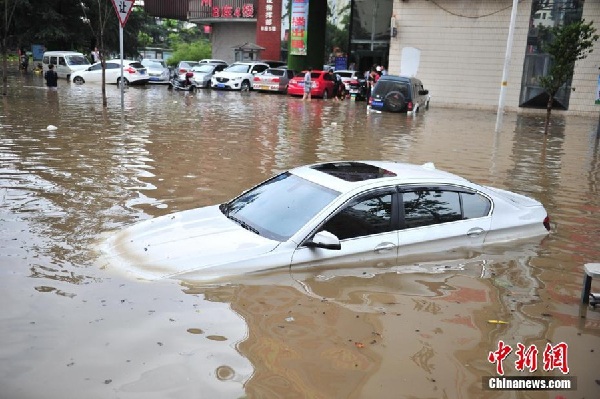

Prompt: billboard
xmin=290 ymin=0 xmax=308 ymax=56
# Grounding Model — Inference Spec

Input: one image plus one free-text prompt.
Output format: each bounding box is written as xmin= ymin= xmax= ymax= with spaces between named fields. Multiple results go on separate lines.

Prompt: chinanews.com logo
xmin=483 ymin=340 xmax=577 ymax=391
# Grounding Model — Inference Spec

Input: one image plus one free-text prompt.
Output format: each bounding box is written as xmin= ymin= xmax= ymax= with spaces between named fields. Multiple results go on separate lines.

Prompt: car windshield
xmin=192 ymin=64 xmax=215 ymax=73
xmin=220 ymin=172 xmax=339 ymax=241
xmin=66 ymin=55 xmax=90 ymax=65
xmin=226 ymin=64 xmax=251 ymax=73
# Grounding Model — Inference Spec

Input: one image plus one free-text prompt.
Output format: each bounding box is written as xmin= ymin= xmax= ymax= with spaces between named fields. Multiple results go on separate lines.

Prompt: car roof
xmin=378 ymin=75 xmax=422 ymax=84
xmin=290 ymin=161 xmax=470 ymax=193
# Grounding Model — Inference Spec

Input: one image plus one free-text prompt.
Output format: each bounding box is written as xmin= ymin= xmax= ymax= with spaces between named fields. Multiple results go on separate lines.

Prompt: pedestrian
xmin=381 ymin=66 xmax=387 ymax=75
xmin=329 ymin=69 xmax=340 ymax=101
xmin=92 ymin=47 xmax=100 ymax=63
xmin=302 ymin=67 xmax=312 ymax=101
xmin=44 ymin=64 xmax=58 ymax=89
xmin=20 ymin=49 xmax=29 ymax=72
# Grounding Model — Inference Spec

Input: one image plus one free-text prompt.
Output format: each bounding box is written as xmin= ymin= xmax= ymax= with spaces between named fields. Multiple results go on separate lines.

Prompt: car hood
xmin=100 ymin=205 xmax=281 ymax=280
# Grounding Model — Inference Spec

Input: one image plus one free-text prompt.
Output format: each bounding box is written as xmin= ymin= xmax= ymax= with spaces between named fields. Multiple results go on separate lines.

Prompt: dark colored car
xmin=368 ymin=75 xmax=430 ymax=114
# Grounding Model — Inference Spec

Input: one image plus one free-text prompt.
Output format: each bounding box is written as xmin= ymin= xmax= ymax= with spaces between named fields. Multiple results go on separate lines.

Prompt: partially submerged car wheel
xmin=383 ymin=91 xmax=405 ymax=112
xmin=241 ymin=80 xmax=250 ymax=91
xmin=73 ymin=76 xmax=84 ymax=85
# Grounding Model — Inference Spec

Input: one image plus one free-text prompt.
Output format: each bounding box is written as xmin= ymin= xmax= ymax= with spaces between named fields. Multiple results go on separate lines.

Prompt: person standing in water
xmin=44 ymin=64 xmax=58 ymax=89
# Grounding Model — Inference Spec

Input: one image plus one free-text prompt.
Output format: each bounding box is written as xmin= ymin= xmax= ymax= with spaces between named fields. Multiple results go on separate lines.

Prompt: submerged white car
xmin=102 ymin=161 xmax=550 ymax=281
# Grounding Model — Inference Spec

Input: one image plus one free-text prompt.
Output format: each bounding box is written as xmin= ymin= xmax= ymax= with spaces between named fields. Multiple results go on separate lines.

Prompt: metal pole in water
xmin=495 ymin=0 xmax=519 ymax=133
xmin=120 ymin=24 xmax=124 ymax=111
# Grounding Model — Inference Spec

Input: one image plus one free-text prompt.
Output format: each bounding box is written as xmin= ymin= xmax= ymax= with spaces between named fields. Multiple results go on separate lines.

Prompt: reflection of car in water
xmin=102 ymin=161 xmax=550 ymax=282
xmin=368 ymin=75 xmax=430 ymax=114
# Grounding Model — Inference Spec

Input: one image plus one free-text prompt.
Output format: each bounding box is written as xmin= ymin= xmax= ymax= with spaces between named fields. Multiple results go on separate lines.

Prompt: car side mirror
xmin=305 ymin=231 xmax=341 ymax=250
xmin=419 ymin=89 xmax=429 ymax=95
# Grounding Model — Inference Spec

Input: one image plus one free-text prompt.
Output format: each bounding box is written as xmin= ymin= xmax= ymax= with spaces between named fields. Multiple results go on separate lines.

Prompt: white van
xmin=42 ymin=51 xmax=91 ymax=80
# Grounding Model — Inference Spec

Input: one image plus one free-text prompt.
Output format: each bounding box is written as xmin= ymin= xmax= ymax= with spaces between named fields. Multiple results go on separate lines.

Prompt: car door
xmin=291 ymin=188 xmax=399 ymax=270
xmin=84 ymin=62 xmax=106 ymax=83
xmin=397 ymin=185 xmax=492 ymax=257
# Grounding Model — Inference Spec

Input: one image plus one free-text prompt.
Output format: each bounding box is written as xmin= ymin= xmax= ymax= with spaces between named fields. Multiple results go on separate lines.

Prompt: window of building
xmin=519 ymin=0 xmax=584 ymax=109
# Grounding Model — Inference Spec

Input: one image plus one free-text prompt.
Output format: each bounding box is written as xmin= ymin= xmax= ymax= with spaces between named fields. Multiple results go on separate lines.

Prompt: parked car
xmin=368 ymin=75 xmax=430 ymax=114
xmin=334 ymin=70 xmax=361 ymax=92
xmin=181 ymin=63 xmax=229 ymax=89
xmin=211 ymin=62 xmax=269 ymax=91
xmin=174 ymin=60 xmax=200 ymax=77
xmin=141 ymin=59 xmax=170 ymax=83
xmin=102 ymin=161 xmax=550 ymax=282
xmin=287 ymin=70 xmax=335 ymax=98
xmin=199 ymin=59 xmax=228 ymax=65
xmin=42 ymin=51 xmax=90 ymax=80
xmin=71 ymin=60 xmax=148 ymax=85
xmin=252 ymin=68 xmax=295 ymax=93
xmin=258 ymin=60 xmax=287 ymax=68
xmin=347 ymin=77 xmax=368 ymax=101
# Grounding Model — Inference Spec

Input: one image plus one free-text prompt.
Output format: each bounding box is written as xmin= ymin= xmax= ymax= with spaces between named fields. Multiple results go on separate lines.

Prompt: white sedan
xmin=101 ymin=161 xmax=550 ymax=281
xmin=71 ymin=60 xmax=149 ymax=85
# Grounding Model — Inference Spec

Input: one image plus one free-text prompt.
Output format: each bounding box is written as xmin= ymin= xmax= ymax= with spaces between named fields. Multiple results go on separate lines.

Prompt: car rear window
xmin=372 ymin=81 xmax=410 ymax=98
xmin=312 ymin=162 xmax=397 ymax=181
xmin=267 ymin=69 xmax=286 ymax=76
xmin=129 ymin=62 xmax=144 ymax=69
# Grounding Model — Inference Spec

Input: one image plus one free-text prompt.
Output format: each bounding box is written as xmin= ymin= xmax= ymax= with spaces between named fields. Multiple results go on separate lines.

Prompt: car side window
xmin=90 ymin=63 xmax=103 ymax=71
xmin=321 ymin=192 xmax=394 ymax=240
xmin=402 ymin=189 xmax=462 ymax=228
xmin=59 ymin=57 xmax=66 ymax=66
xmin=461 ymin=192 xmax=491 ymax=218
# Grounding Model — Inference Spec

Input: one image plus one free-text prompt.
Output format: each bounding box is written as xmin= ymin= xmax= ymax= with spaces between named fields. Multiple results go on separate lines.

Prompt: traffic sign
xmin=111 ymin=0 xmax=135 ymax=28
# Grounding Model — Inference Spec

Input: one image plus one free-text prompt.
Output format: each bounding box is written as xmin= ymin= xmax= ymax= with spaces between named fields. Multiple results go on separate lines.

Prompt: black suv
xmin=368 ymin=75 xmax=430 ymax=114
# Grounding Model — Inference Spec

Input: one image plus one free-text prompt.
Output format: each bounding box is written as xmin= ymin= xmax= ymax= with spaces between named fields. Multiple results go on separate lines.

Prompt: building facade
xmin=389 ymin=0 xmax=600 ymax=116
xmin=144 ymin=0 xmax=282 ymax=64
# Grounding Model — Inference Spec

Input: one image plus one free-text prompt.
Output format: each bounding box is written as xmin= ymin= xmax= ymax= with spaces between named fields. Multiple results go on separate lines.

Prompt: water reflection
xmin=1 ymin=71 xmax=599 ymax=398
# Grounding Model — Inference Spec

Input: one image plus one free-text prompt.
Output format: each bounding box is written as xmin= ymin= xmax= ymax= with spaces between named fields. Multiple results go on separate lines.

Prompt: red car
xmin=287 ymin=70 xmax=335 ymax=99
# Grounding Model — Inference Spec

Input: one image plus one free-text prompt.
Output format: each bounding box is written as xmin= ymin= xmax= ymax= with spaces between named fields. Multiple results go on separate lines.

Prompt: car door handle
xmin=375 ymin=242 xmax=396 ymax=253
xmin=467 ymin=227 xmax=485 ymax=238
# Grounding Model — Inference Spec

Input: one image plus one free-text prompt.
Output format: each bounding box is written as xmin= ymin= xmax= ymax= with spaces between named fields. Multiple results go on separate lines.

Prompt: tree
xmin=539 ymin=19 xmax=599 ymax=134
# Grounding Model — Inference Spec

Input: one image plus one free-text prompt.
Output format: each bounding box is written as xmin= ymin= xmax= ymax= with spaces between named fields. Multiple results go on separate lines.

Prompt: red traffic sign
xmin=111 ymin=0 xmax=135 ymax=28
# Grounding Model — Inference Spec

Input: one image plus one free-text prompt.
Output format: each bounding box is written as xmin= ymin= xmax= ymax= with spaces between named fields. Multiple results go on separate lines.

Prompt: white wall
xmin=211 ymin=23 xmax=257 ymax=64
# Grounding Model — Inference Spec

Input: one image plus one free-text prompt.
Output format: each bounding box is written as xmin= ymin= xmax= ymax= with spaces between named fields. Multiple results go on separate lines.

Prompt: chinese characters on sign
xmin=290 ymin=0 xmax=309 ymax=56
xmin=111 ymin=0 xmax=135 ymax=28
xmin=488 ymin=341 xmax=569 ymax=376
xmin=260 ymin=0 xmax=277 ymax=32
xmin=208 ymin=3 xmax=254 ymax=18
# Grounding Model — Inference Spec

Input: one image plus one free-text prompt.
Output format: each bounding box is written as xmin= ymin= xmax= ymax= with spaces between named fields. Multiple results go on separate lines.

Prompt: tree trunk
xmin=544 ymin=93 xmax=553 ymax=135
xmin=1 ymin=40 xmax=7 ymax=96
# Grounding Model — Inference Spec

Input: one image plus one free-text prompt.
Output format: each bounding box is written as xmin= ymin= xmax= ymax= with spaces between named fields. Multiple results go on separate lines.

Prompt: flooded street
xmin=1 ymin=70 xmax=599 ymax=399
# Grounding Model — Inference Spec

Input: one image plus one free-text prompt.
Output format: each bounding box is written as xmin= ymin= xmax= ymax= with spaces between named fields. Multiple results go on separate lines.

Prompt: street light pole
xmin=495 ymin=0 xmax=519 ymax=133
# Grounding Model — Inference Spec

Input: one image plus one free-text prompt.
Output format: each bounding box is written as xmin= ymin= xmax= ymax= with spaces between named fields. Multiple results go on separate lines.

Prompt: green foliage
xmin=538 ymin=19 xmax=599 ymax=96
xmin=167 ymin=40 xmax=212 ymax=66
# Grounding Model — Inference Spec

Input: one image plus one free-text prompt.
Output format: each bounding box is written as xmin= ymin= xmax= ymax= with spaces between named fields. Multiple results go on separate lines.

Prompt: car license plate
xmin=372 ymin=100 xmax=384 ymax=107
xmin=217 ymin=83 xmax=225 ymax=88
xmin=261 ymin=85 xmax=270 ymax=90
xmin=149 ymin=77 xmax=159 ymax=81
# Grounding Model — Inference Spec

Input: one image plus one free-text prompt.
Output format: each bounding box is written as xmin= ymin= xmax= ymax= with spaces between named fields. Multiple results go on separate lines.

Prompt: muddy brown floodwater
xmin=1 ymin=70 xmax=599 ymax=399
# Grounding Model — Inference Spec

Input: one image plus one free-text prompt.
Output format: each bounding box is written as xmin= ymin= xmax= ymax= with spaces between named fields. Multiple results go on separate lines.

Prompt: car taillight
xmin=253 ymin=76 xmax=260 ymax=81
xmin=179 ymin=69 xmax=186 ymax=74
xmin=272 ymin=77 xmax=280 ymax=82
xmin=543 ymin=216 xmax=551 ymax=231
xmin=407 ymin=101 xmax=413 ymax=111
